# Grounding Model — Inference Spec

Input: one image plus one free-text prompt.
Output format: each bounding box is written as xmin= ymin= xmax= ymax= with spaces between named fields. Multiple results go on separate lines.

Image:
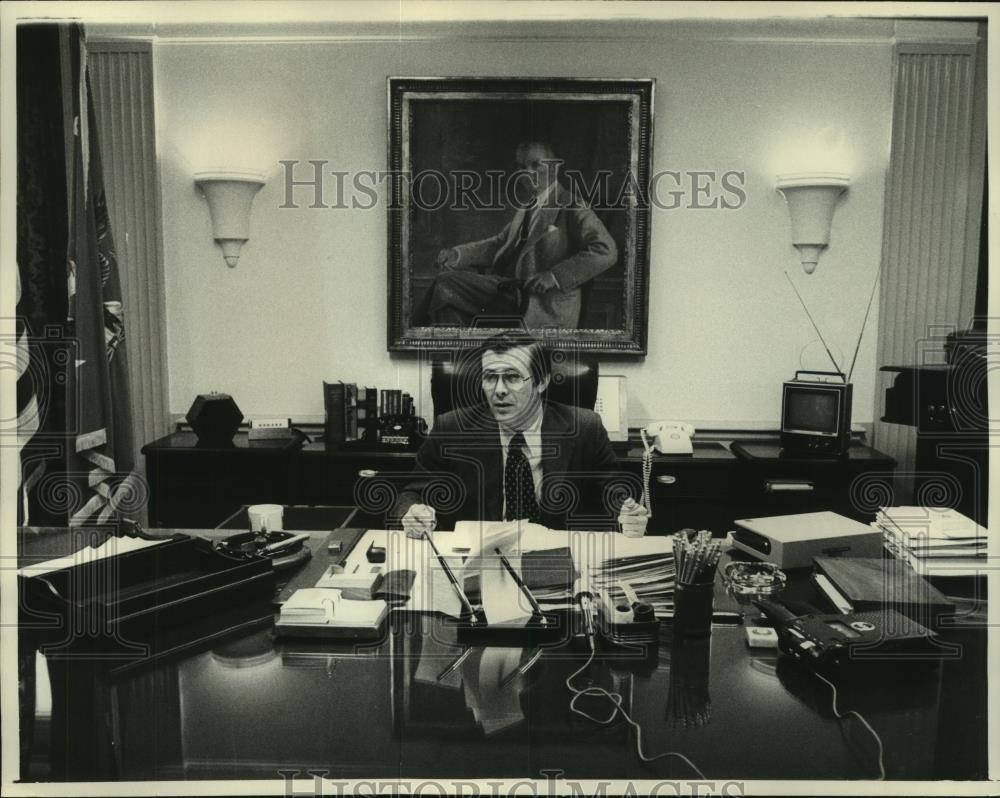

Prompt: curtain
xmin=871 ymin=37 xmax=986 ymax=500
xmin=16 ymin=23 xmax=140 ymax=525
xmin=88 ymin=43 xmax=172 ymax=487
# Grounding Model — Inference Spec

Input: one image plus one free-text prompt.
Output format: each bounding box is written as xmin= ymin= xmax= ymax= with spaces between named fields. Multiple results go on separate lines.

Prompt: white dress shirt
xmin=498 ymin=406 xmax=545 ymax=518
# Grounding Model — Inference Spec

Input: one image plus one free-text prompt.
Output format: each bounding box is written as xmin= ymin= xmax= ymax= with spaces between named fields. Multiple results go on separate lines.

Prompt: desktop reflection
xmin=23 ymin=610 xmax=983 ymax=782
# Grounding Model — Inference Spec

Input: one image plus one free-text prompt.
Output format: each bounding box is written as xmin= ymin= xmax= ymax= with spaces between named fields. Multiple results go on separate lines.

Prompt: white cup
xmin=619 ymin=515 xmax=648 ymax=538
xmin=248 ymin=503 xmax=284 ymax=533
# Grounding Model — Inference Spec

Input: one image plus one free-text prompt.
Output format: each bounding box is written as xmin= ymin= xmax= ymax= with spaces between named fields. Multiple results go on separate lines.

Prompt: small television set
xmin=780 ymin=371 xmax=852 ymax=456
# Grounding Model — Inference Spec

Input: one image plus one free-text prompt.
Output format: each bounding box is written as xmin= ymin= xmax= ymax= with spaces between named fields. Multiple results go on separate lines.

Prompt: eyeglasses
xmin=481 ymin=371 xmax=533 ymax=389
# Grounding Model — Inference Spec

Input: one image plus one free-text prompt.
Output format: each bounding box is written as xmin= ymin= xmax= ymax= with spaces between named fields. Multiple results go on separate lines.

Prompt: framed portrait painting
xmin=387 ymin=77 xmax=654 ymax=355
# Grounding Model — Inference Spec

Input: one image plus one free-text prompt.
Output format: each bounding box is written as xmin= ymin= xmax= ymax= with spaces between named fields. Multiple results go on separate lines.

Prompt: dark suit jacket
xmin=451 ymin=183 xmax=618 ymax=328
xmin=393 ymin=402 xmax=621 ymax=530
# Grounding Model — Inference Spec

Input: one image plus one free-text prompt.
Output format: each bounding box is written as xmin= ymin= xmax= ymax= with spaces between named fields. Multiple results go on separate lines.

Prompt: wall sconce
xmin=194 ymin=171 xmax=265 ymax=267
xmin=776 ymin=173 xmax=849 ymax=274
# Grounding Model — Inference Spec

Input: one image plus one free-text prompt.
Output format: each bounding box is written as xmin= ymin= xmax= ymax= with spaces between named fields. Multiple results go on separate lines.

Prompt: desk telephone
xmin=637 ymin=422 xmax=696 ymax=516
xmin=643 ymin=421 xmax=695 ymax=455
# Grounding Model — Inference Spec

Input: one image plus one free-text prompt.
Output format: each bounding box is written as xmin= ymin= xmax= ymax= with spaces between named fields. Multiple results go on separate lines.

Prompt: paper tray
xmin=20 ymin=534 xmax=275 ymax=643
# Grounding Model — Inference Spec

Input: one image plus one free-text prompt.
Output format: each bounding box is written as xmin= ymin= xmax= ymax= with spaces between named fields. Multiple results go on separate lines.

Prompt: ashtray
xmin=217 ymin=530 xmax=312 ymax=571
xmin=723 ymin=561 xmax=786 ymax=596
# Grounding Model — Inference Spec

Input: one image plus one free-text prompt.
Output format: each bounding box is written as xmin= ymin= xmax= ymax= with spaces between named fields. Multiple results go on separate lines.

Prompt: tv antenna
xmin=783 ymin=265 xmax=883 ymax=384
xmin=783 ymin=271 xmax=842 ymax=375
xmin=845 ymin=263 xmax=882 ymax=384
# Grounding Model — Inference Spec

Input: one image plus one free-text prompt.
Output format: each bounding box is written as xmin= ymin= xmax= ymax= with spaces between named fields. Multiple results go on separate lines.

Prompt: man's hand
xmin=402 ymin=503 xmax=437 ymax=539
xmin=435 ymin=248 xmax=460 ymax=270
xmin=618 ymin=497 xmax=649 ymax=538
xmin=523 ymin=271 xmax=558 ymax=295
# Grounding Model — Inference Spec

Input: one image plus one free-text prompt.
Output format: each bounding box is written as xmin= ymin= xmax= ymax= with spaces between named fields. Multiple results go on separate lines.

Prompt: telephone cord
xmin=565 ymin=647 xmax=707 ymax=779
xmin=639 ymin=428 xmax=653 ymax=514
xmin=813 ymin=670 xmax=885 ymax=780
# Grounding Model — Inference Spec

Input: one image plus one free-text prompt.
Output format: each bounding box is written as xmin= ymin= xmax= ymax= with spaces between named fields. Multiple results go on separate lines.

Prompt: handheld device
xmin=754 ymin=598 xmax=936 ymax=667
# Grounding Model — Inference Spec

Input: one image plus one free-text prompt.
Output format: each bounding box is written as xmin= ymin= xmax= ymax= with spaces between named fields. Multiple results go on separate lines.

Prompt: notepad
xmin=275 ymin=588 xmax=388 ymax=639
xmin=315 ymin=562 xmax=385 ymax=597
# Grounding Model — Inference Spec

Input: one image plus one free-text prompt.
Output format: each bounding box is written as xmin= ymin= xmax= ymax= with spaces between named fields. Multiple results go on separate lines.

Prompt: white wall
xmin=152 ymin=20 xmax=894 ymax=427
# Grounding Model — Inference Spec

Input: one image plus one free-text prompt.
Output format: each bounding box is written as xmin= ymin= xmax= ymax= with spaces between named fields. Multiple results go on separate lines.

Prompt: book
xmin=813 ymin=556 xmax=954 ymax=626
xmin=344 ymin=383 xmax=358 ymax=441
xmin=357 ymin=387 xmax=367 ymax=433
xmin=323 ymin=381 xmax=346 ymax=444
xmin=363 ymin=386 xmax=378 ymax=441
xmin=521 ymin=546 xmax=578 ymax=597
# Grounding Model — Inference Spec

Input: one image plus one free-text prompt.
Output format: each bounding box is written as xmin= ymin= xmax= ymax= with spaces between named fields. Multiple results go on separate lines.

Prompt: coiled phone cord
xmin=639 ymin=428 xmax=653 ymax=515
xmin=564 ymin=646 xmax=707 ymax=779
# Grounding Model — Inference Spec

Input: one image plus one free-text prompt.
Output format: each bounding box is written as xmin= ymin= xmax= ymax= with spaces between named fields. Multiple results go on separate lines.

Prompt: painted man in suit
xmin=394 ymin=332 xmax=629 ymax=534
xmin=413 ymin=142 xmax=618 ymax=329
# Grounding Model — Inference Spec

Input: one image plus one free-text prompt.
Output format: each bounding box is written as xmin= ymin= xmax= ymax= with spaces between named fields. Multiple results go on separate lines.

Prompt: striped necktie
xmin=504 ymin=432 xmax=539 ymax=522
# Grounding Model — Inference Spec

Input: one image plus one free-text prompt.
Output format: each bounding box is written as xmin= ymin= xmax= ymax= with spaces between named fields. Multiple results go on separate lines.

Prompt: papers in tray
xmin=352 ymin=524 xmax=678 ymax=619
xmin=17 ymin=535 xmax=169 ymax=578
xmin=589 ymin=551 xmax=675 ymax=618
xmin=876 ymin=506 xmax=988 ymax=577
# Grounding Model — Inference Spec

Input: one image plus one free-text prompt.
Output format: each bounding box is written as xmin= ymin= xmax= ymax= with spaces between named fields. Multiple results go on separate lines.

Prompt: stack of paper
xmin=590 ymin=551 xmax=676 ymax=618
xmin=876 ymin=506 xmax=988 ymax=577
xmin=17 ymin=535 xmax=167 ymax=577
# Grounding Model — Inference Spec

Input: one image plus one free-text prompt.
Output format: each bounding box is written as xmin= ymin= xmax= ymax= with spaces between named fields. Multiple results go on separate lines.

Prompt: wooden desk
xmin=17 ymin=525 xmax=985 ymax=784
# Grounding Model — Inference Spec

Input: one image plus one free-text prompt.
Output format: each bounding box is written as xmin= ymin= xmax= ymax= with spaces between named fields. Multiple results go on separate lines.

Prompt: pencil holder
xmin=673 ymin=579 xmax=714 ymax=637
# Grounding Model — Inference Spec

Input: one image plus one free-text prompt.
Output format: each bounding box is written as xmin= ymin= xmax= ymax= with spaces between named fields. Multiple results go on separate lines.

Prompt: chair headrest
xmin=430 ymin=352 xmax=599 ymax=417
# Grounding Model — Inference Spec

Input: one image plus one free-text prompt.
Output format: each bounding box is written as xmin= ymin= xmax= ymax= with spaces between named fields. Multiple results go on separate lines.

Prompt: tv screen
xmin=784 ymin=388 xmax=839 ymax=434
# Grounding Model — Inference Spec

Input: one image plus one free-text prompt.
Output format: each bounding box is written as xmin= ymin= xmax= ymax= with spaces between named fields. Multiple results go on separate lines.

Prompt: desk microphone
xmin=573 ymin=578 xmax=596 ymax=651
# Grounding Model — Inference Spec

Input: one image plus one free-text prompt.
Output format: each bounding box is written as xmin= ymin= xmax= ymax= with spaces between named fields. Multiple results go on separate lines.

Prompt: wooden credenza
xmin=142 ymin=432 xmax=895 ymax=531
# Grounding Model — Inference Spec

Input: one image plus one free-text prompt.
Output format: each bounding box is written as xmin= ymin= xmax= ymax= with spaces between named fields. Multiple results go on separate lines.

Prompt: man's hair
xmin=515 ymin=140 xmax=557 ymax=162
xmin=479 ymin=330 xmax=551 ymax=385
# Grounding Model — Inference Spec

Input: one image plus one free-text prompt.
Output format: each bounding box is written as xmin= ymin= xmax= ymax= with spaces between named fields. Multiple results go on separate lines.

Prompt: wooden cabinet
xmin=143 ymin=432 xmax=894 ymax=531
xmin=141 ymin=432 xmax=303 ymax=529
xmin=618 ymin=442 xmax=745 ymax=534
xmin=730 ymin=441 xmax=896 ymax=522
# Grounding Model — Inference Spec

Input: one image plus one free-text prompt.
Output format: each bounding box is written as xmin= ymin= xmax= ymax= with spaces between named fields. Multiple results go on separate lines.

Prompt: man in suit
xmin=395 ymin=332 xmax=626 ymax=533
xmin=413 ymin=141 xmax=618 ymax=329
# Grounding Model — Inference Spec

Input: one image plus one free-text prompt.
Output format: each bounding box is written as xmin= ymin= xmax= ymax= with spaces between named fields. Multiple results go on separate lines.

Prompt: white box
xmin=731 ymin=511 xmax=882 ymax=569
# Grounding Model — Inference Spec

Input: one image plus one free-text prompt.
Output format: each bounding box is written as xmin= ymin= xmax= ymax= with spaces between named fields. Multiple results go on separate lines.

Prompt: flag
xmin=64 ymin=30 xmax=138 ymax=525
xmin=15 ymin=24 xmax=138 ymax=525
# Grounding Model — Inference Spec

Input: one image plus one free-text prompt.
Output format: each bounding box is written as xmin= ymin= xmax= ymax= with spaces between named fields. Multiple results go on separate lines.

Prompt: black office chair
xmin=430 ymin=349 xmax=599 ymax=418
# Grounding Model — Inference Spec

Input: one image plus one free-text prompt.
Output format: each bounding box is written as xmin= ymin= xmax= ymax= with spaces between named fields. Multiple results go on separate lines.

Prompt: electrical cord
xmin=813 ymin=670 xmax=885 ymax=780
xmin=564 ymin=646 xmax=707 ymax=779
